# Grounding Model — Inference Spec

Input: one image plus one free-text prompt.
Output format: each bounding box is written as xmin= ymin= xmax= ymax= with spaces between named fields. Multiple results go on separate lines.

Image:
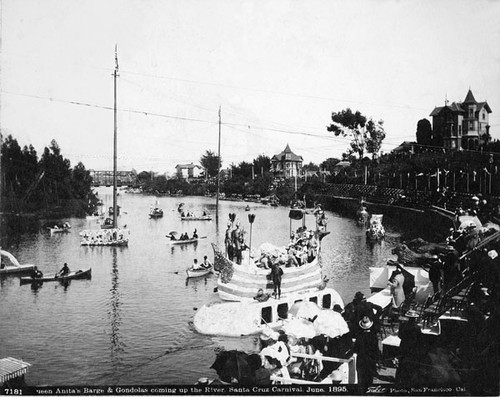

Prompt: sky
xmin=1 ymin=0 xmax=500 ymax=175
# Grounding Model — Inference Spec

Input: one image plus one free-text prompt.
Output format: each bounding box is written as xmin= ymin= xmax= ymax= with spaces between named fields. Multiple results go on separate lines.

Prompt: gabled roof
xmin=430 ymin=106 xmax=444 ymax=117
xmin=463 ymin=89 xmax=477 ymax=104
xmin=476 ymin=102 xmax=492 ymax=113
xmin=430 ymin=102 xmax=464 ymax=117
xmin=271 ymin=144 xmax=303 ymax=162
xmin=393 ymin=141 xmax=416 ymax=152
xmin=175 ymin=163 xmax=202 ymax=169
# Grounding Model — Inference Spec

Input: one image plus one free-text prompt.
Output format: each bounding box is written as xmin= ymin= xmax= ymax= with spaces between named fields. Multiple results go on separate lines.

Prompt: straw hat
xmin=405 ymin=310 xmax=419 ymax=318
xmin=359 ymin=316 xmax=373 ymax=330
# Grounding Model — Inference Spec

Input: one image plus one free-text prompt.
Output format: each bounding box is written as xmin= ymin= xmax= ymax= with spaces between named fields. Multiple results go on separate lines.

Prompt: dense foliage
xmin=1 ymin=135 xmax=97 ymax=216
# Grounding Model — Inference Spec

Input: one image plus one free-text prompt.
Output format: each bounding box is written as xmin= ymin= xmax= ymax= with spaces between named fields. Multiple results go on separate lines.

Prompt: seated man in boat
xmin=56 ymin=263 xmax=70 ymax=277
xmin=192 ymin=229 xmax=198 ymax=239
xmin=201 ymin=256 xmax=212 ymax=269
xmin=31 ymin=266 xmax=44 ymax=279
xmin=169 ymin=233 xmax=177 ymax=241
xmin=192 ymin=259 xmax=202 ymax=270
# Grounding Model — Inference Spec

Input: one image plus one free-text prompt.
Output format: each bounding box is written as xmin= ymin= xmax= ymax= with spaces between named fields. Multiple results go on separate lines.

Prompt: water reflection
xmin=108 ymin=248 xmax=124 ymax=359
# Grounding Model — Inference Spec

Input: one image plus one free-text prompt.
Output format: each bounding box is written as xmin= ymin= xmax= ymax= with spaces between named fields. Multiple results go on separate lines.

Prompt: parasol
xmin=288 ymin=301 xmax=322 ymax=321
xmin=313 ymin=310 xmax=349 ymax=338
xmin=168 ymin=231 xmax=178 ymax=236
xmin=282 ymin=318 xmax=317 ymax=339
xmin=210 ymin=350 xmax=252 ymax=385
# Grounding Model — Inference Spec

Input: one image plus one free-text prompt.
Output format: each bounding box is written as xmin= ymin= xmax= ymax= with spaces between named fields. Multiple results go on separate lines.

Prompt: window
xmin=322 ymin=294 xmax=332 ymax=309
xmin=261 ymin=306 xmax=272 ymax=325
xmin=482 ymin=112 xmax=485 ymax=120
xmin=469 ymin=109 xmax=473 ymax=117
xmin=309 ymin=296 xmax=318 ymax=304
xmin=277 ymin=303 xmax=288 ymax=320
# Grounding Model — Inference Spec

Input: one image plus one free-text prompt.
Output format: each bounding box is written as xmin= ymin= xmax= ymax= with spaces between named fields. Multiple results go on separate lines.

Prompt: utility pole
xmin=216 ymin=106 xmax=221 ymax=221
xmin=113 ymin=45 xmax=119 ymax=228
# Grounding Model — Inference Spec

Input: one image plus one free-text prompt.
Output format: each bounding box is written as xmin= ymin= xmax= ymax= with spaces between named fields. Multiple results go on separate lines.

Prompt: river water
xmin=0 ymin=187 xmax=406 ymax=385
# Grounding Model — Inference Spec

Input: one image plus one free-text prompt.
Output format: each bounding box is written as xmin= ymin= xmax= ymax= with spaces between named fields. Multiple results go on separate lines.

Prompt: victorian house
xmin=430 ymin=89 xmax=492 ymax=150
xmin=270 ymin=144 xmax=303 ymax=178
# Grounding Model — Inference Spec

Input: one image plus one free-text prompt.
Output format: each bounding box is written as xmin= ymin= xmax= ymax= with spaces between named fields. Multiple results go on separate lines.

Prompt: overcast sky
xmin=2 ymin=0 xmax=500 ymax=174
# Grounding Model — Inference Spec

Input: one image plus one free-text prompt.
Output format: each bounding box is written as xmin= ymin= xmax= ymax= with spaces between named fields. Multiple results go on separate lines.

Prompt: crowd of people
xmin=80 ymin=229 xmax=128 ymax=245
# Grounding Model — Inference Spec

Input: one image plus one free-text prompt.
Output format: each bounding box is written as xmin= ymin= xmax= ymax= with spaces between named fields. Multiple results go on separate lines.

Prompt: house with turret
xmin=430 ymin=89 xmax=492 ymax=150
xmin=270 ymin=144 xmax=303 ymax=178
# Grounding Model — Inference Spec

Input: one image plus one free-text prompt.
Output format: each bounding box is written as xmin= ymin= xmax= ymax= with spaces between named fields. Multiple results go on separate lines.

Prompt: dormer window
xmin=469 ymin=109 xmax=473 ymax=117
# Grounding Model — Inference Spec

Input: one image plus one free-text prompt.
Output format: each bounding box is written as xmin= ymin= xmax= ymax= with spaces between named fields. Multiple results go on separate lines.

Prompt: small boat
xmin=80 ymin=228 xmax=130 ymax=246
xmin=167 ymin=236 xmax=207 ymax=245
xmin=180 ymin=215 xmax=212 ymax=221
xmin=149 ymin=207 xmax=164 ymax=218
xmin=47 ymin=222 xmax=71 ymax=234
xmin=0 ymin=250 xmax=35 ymax=276
xmin=366 ymin=214 xmax=385 ymax=241
xmin=186 ymin=265 xmax=213 ymax=278
xmin=20 ymin=268 xmax=92 ymax=284
xmin=100 ymin=217 xmax=114 ymax=229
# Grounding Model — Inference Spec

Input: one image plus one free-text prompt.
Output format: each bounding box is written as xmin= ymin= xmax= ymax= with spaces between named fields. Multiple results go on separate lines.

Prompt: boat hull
xmin=20 ymin=268 xmax=92 ymax=284
xmin=180 ymin=216 xmax=212 ymax=221
xmin=193 ymin=287 xmax=343 ymax=336
xmin=216 ymin=256 xmax=324 ymax=301
xmin=186 ymin=266 xmax=213 ymax=278
xmin=168 ymin=237 xmax=206 ymax=245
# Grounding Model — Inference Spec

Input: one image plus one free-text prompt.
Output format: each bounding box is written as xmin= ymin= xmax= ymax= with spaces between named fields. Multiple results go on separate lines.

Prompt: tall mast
xmin=113 ymin=45 xmax=119 ymax=228
xmin=216 ymin=106 xmax=221 ymax=221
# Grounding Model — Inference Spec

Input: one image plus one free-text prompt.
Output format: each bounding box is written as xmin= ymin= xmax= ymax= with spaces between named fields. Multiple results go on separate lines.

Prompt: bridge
xmin=89 ymin=170 xmax=139 ymax=187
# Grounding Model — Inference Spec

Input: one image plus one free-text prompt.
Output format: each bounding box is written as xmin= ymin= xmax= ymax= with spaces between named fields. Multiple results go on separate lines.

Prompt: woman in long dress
xmin=388 ymin=268 xmax=405 ymax=309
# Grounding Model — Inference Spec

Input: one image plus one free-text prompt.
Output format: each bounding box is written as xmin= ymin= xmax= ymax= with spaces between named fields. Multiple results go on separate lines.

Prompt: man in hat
xmin=343 ymin=291 xmax=383 ymax=336
xmin=353 ymin=316 xmax=380 ymax=392
xmin=395 ymin=310 xmax=423 ymax=386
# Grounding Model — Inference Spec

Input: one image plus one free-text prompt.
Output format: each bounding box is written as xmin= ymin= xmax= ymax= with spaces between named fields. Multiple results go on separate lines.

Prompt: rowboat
xmin=167 ymin=236 xmax=207 ymax=245
xmin=149 ymin=208 xmax=164 ymax=218
xmin=20 ymin=268 xmax=92 ymax=284
xmin=186 ymin=265 xmax=213 ymax=278
xmin=180 ymin=215 xmax=212 ymax=221
xmin=47 ymin=223 xmax=71 ymax=234
xmin=366 ymin=214 xmax=385 ymax=241
xmin=0 ymin=250 xmax=35 ymax=276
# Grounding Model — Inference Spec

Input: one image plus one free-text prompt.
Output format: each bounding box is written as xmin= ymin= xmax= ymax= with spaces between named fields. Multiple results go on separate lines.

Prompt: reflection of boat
xmin=20 ymin=268 xmax=92 ymax=284
xmin=186 ymin=266 xmax=213 ymax=278
xmin=181 ymin=215 xmax=212 ymax=221
xmin=0 ymin=250 xmax=35 ymax=275
xmin=193 ymin=209 xmax=343 ymax=336
xmin=366 ymin=214 xmax=385 ymax=240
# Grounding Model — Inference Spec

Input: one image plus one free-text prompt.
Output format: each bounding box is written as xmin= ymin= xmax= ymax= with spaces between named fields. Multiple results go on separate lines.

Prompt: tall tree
xmin=416 ymin=118 xmax=433 ymax=147
xmin=253 ymin=154 xmax=271 ymax=176
xmin=365 ymin=119 xmax=386 ymax=159
xmin=327 ymin=108 xmax=385 ymax=159
xmin=320 ymin=158 xmax=341 ymax=173
xmin=200 ymin=150 xmax=221 ymax=178
xmin=327 ymin=108 xmax=367 ymax=159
